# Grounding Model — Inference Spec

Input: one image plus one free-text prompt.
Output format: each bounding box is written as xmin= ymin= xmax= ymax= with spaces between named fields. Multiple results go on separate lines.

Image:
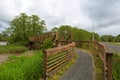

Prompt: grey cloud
xmin=0 ymin=0 xmax=120 ymax=35
xmin=0 ymin=21 xmax=9 ymax=32
xmin=81 ymin=0 xmax=120 ymax=29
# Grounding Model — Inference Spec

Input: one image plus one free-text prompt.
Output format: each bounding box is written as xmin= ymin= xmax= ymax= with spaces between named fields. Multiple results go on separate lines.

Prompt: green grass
xmin=87 ymin=49 xmax=103 ymax=80
xmin=112 ymin=53 xmax=120 ymax=80
xmin=0 ymin=45 xmax=28 ymax=54
xmin=110 ymin=42 xmax=120 ymax=46
xmin=0 ymin=50 xmax=43 ymax=80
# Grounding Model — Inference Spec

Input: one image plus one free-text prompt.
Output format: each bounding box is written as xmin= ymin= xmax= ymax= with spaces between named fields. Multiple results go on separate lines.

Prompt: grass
xmin=112 ymin=53 xmax=120 ymax=80
xmin=0 ymin=45 xmax=28 ymax=54
xmin=77 ymin=44 xmax=103 ymax=80
xmin=0 ymin=50 xmax=43 ymax=80
xmin=110 ymin=42 xmax=120 ymax=46
xmin=87 ymin=49 xmax=120 ymax=80
xmin=86 ymin=49 xmax=103 ymax=80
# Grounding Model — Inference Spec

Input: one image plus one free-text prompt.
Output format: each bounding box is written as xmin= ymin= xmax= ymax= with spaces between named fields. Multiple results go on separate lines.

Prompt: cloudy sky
xmin=0 ymin=0 xmax=120 ymax=36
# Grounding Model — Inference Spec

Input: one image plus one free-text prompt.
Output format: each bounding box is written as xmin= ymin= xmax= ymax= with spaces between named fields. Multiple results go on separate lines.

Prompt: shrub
xmin=41 ymin=38 xmax=53 ymax=50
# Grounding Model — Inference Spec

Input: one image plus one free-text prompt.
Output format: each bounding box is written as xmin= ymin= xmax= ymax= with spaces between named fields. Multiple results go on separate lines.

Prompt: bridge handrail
xmin=43 ymin=42 xmax=75 ymax=80
xmin=58 ymin=40 xmax=113 ymax=80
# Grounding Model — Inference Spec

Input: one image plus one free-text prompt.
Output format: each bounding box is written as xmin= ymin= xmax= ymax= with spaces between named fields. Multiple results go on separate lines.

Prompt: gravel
xmin=60 ymin=49 xmax=95 ymax=80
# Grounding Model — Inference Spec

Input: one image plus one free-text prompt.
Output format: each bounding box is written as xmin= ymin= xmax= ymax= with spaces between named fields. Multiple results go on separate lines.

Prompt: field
xmin=0 ymin=45 xmax=28 ymax=54
xmin=111 ymin=42 xmax=120 ymax=46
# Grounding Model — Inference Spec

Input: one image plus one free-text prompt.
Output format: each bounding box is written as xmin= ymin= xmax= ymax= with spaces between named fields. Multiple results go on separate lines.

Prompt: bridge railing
xmin=58 ymin=40 xmax=113 ymax=80
xmin=92 ymin=41 xmax=113 ymax=80
xmin=43 ymin=42 xmax=75 ymax=80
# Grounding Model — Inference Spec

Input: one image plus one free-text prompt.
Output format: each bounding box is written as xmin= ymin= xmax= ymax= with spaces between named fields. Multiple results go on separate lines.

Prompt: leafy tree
xmin=90 ymin=33 xmax=101 ymax=41
xmin=6 ymin=13 xmax=46 ymax=45
xmin=101 ymin=35 xmax=109 ymax=42
xmin=52 ymin=25 xmax=100 ymax=41
xmin=51 ymin=27 xmax=59 ymax=32
xmin=108 ymin=35 xmax=115 ymax=42
xmin=0 ymin=33 xmax=2 ymax=41
xmin=115 ymin=34 xmax=120 ymax=42
xmin=101 ymin=35 xmax=115 ymax=42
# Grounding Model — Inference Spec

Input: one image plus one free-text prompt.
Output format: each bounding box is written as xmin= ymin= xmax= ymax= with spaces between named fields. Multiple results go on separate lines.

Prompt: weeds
xmin=0 ymin=50 xmax=43 ymax=80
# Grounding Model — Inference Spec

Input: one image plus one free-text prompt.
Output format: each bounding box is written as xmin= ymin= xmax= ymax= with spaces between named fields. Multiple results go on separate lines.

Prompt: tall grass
xmin=0 ymin=50 xmax=43 ymax=80
xmin=0 ymin=45 xmax=28 ymax=54
xmin=112 ymin=53 xmax=120 ymax=80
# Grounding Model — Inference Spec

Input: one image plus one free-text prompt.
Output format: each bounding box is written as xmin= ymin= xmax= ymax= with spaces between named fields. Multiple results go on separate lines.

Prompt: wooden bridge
xmin=29 ymin=32 xmax=113 ymax=80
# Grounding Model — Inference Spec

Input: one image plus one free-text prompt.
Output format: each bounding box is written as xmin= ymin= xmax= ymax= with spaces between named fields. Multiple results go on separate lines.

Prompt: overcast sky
xmin=0 ymin=0 xmax=120 ymax=36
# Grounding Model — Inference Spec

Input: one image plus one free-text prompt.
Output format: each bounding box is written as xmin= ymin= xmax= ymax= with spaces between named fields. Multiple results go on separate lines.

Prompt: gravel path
xmin=60 ymin=49 xmax=95 ymax=80
xmin=102 ymin=42 xmax=120 ymax=53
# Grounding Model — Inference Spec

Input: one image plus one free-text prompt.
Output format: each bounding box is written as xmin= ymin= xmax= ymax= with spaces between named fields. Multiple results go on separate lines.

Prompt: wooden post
xmin=106 ymin=52 xmax=113 ymax=80
xmin=43 ymin=51 xmax=47 ymax=80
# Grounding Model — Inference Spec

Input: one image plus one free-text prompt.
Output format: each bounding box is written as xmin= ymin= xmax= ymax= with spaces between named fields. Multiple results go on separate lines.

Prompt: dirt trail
xmin=0 ymin=54 xmax=10 ymax=64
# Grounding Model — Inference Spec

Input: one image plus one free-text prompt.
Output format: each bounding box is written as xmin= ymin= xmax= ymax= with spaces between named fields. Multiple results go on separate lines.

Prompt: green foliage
xmin=6 ymin=13 xmax=46 ymax=46
xmin=0 ymin=32 xmax=9 ymax=41
xmin=0 ymin=45 xmax=28 ymax=54
xmin=41 ymin=38 xmax=53 ymax=50
xmin=91 ymin=33 xmax=101 ymax=41
xmin=0 ymin=33 xmax=2 ymax=41
xmin=8 ymin=55 xmax=18 ymax=60
xmin=115 ymin=34 xmax=120 ymax=42
xmin=101 ymin=35 xmax=115 ymax=42
xmin=0 ymin=51 xmax=43 ymax=80
xmin=51 ymin=27 xmax=59 ymax=32
xmin=55 ymin=25 xmax=100 ymax=41
xmin=112 ymin=53 xmax=120 ymax=80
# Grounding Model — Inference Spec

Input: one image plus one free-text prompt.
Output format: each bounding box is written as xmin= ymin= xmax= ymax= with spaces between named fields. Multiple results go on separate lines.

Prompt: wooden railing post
xmin=43 ymin=51 xmax=47 ymax=80
xmin=106 ymin=52 xmax=113 ymax=80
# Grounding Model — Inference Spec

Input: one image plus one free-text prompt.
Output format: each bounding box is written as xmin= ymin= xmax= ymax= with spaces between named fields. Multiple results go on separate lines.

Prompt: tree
xmin=115 ymin=34 xmax=120 ymax=42
xmin=0 ymin=33 xmax=2 ymax=41
xmin=90 ymin=33 xmax=101 ymax=41
xmin=51 ymin=27 xmax=59 ymax=32
xmin=101 ymin=35 xmax=115 ymax=42
xmin=52 ymin=25 xmax=99 ymax=41
xmin=6 ymin=13 xmax=46 ymax=45
xmin=101 ymin=35 xmax=109 ymax=42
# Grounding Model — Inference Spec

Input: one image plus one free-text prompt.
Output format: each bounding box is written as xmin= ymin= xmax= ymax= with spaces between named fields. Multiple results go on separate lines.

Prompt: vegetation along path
xmin=102 ymin=42 xmax=120 ymax=53
xmin=60 ymin=49 xmax=95 ymax=80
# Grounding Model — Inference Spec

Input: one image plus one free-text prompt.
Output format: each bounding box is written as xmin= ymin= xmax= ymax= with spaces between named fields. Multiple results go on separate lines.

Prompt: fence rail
xmin=58 ymin=40 xmax=113 ymax=80
xmin=43 ymin=42 xmax=75 ymax=80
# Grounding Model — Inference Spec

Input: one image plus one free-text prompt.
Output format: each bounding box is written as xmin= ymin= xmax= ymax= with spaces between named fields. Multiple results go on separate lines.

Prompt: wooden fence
xmin=43 ymin=42 xmax=75 ymax=80
xmin=58 ymin=40 xmax=113 ymax=80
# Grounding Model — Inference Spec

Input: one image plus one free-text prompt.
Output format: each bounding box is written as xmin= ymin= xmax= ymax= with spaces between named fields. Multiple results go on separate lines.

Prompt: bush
xmin=41 ymin=38 xmax=53 ymax=50
xmin=0 ymin=51 xmax=43 ymax=80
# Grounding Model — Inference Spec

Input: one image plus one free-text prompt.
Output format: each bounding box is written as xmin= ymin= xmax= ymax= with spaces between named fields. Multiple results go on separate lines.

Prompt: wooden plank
xmin=46 ymin=53 xmax=74 ymax=72
xmin=46 ymin=51 xmax=74 ymax=69
xmin=45 ymin=42 xmax=75 ymax=57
